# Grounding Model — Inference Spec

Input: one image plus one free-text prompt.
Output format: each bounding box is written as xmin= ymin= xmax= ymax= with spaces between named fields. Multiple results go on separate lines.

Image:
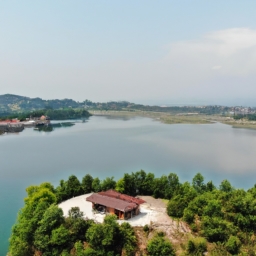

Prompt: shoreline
xmin=90 ymin=110 xmax=256 ymax=130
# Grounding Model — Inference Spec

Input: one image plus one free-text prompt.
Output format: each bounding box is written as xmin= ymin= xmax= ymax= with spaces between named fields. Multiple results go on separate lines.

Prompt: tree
xmin=68 ymin=206 xmax=84 ymax=219
xmin=115 ymin=178 xmax=125 ymax=193
xmin=34 ymin=205 xmax=65 ymax=254
xmin=92 ymin=177 xmax=101 ymax=192
xmin=225 ymin=236 xmax=241 ymax=255
xmin=153 ymin=175 xmax=168 ymax=198
xmin=9 ymin=183 xmax=57 ymax=256
xmin=101 ymin=177 xmax=116 ymax=191
xmin=167 ymin=182 xmax=197 ymax=218
xmin=50 ymin=225 xmax=70 ymax=250
xmin=66 ymin=175 xmax=82 ymax=198
xmin=119 ymin=222 xmax=137 ymax=256
xmin=86 ymin=215 xmax=121 ymax=255
xmin=165 ymin=173 xmax=180 ymax=199
xmin=186 ymin=237 xmax=207 ymax=255
xmin=55 ymin=179 xmax=68 ymax=203
xmin=219 ymin=179 xmax=233 ymax=193
xmin=192 ymin=173 xmax=205 ymax=193
xmin=205 ymin=180 xmax=216 ymax=192
xmin=66 ymin=207 xmax=94 ymax=243
xmin=81 ymin=174 xmax=93 ymax=193
xmin=122 ymin=173 xmax=136 ymax=196
xmin=200 ymin=216 xmax=236 ymax=242
xmin=147 ymin=233 xmax=175 ymax=256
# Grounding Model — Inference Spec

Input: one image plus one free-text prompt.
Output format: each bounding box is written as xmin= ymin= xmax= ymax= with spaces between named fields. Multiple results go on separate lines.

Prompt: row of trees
xmin=234 ymin=113 xmax=256 ymax=121
xmin=55 ymin=170 xmax=181 ymax=203
xmin=0 ymin=108 xmax=91 ymax=121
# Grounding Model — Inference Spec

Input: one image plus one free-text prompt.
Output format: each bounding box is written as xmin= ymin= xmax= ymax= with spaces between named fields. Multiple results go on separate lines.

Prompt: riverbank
xmin=91 ymin=110 xmax=212 ymax=124
xmin=91 ymin=110 xmax=256 ymax=130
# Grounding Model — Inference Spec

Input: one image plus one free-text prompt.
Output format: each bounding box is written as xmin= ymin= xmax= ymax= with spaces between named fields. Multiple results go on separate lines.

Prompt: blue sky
xmin=1 ymin=1 xmax=256 ymax=105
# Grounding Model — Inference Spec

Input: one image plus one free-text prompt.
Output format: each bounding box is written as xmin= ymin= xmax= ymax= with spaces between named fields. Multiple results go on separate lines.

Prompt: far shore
xmin=90 ymin=110 xmax=256 ymax=130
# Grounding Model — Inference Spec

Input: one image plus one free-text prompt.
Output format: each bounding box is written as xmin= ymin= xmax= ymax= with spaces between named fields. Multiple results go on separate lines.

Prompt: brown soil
xmin=135 ymin=196 xmax=192 ymax=255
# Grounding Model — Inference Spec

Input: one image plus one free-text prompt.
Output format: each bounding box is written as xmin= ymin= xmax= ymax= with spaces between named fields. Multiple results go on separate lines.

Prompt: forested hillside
xmin=0 ymin=94 xmax=82 ymax=113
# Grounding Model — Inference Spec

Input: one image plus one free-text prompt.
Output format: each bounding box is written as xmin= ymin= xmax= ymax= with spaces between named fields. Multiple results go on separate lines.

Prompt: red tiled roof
xmin=98 ymin=189 xmax=145 ymax=205
xmin=86 ymin=193 xmax=137 ymax=212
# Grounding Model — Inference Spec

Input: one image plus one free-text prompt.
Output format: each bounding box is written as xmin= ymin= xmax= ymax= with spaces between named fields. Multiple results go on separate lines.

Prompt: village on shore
xmin=0 ymin=115 xmax=50 ymax=134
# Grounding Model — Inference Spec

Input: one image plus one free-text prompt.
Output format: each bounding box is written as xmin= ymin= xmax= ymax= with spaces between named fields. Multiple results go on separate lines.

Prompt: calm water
xmin=1 ymin=116 xmax=256 ymax=254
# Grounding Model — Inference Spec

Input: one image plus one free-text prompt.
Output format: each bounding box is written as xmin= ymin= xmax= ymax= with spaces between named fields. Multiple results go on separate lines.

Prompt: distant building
xmin=86 ymin=190 xmax=145 ymax=220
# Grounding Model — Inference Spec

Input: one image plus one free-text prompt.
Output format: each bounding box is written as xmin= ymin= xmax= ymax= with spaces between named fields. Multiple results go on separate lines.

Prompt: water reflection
xmin=34 ymin=122 xmax=75 ymax=132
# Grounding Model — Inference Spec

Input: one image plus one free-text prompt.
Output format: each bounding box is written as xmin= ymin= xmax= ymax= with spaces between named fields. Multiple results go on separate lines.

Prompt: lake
xmin=1 ymin=115 xmax=256 ymax=254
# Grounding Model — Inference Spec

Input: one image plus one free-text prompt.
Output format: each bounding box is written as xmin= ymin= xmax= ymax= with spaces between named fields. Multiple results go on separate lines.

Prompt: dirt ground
xmin=138 ymin=196 xmax=191 ymax=241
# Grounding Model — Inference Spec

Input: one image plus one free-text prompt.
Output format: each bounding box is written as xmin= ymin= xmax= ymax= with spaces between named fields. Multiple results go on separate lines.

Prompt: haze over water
xmin=1 ymin=115 xmax=256 ymax=254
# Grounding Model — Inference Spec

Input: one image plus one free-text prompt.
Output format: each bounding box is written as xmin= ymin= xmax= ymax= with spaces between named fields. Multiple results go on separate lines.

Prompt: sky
xmin=0 ymin=1 xmax=256 ymax=105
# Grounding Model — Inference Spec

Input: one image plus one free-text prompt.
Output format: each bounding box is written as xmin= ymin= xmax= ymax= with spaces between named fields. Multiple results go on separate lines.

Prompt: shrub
xmin=225 ymin=236 xmax=241 ymax=255
xmin=186 ymin=237 xmax=207 ymax=255
xmin=147 ymin=234 xmax=175 ymax=256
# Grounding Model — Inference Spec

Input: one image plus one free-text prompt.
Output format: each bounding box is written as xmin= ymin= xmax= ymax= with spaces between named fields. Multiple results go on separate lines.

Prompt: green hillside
xmin=0 ymin=94 xmax=82 ymax=113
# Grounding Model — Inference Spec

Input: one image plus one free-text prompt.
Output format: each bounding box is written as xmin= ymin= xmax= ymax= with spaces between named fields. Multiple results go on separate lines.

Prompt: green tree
xmin=147 ymin=233 xmax=175 ymax=256
xmin=165 ymin=173 xmax=180 ymax=199
xmin=225 ymin=235 xmax=241 ymax=255
xmin=86 ymin=215 xmax=121 ymax=255
xmin=34 ymin=205 xmax=65 ymax=254
xmin=167 ymin=182 xmax=197 ymax=218
xmin=55 ymin=179 xmax=68 ymax=203
xmin=201 ymin=216 xmax=236 ymax=242
xmin=153 ymin=175 xmax=168 ymax=198
xmin=192 ymin=173 xmax=205 ymax=193
xmin=115 ymin=178 xmax=125 ymax=193
xmin=122 ymin=173 xmax=136 ymax=196
xmin=9 ymin=183 xmax=57 ymax=256
xmin=92 ymin=177 xmax=101 ymax=192
xmin=119 ymin=222 xmax=137 ymax=255
xmin=186 ymin=237 xmax=207 ymax=256
xmin=66 ymin=175 xmax=82 ymax=198
xmin=219 ymin=179 xmax=233 ymax=193
xmin=101 ymin=177 xmax=116 ymax=191
xmin=81 ymin=174 xmax=93 ymax=193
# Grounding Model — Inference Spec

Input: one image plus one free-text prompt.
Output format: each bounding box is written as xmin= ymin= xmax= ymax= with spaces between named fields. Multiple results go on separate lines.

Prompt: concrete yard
xmin=58 ymin=193 xmax=190 ymax=234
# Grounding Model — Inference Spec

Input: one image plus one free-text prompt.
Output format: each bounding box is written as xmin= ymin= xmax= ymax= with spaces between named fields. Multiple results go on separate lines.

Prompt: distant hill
xmin=0 ymin=93 xmax=235 ymax=116
xmin=0 ymin=94 xmax=82 ymax=113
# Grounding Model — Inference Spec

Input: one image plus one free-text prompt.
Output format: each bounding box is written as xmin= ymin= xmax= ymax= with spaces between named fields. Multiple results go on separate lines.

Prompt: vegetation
xmin=0 ymin=108 xmax=91 ymax=121
xmin=147 ymin=232 xmax=175 ymax=256
xmin=9 ymin=170 xmax=256 ymax=255
xmin=0 ymin=93 xmax=237 ymax=118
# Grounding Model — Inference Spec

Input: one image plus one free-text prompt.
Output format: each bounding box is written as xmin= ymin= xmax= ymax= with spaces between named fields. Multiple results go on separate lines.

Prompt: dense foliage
xmin=9 ymin=183 xmax=137 ymax=256
xmin=0 ymin=108 xmax=91 ymax=121
xmin=234 ymin=113 xmax=256 ymax=121
xmin=9 ymin=170 xmax=256 ymax=255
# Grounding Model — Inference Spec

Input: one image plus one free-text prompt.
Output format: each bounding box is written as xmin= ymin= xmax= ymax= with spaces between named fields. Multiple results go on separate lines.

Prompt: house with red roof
xmin=86 ymin=190 xmax=145 ymax=220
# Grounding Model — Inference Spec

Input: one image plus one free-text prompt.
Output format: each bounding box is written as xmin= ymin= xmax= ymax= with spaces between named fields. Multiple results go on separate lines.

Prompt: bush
xmin=147 ymin=234 xmax=175 ymax=256
xmin=225 ymin=236 xmax=241 ymax=255
xmin=186 ymin=237 xmax=207 ymax=255
xmin=143 ymin=224 xmax=149 ymax=232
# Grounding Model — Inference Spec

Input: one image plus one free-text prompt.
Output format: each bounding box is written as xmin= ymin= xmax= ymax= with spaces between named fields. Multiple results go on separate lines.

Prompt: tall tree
xmin=81 ymin=174 xmax=93 ymax=193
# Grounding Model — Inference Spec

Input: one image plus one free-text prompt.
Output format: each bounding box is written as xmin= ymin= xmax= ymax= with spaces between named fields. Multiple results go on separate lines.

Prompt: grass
xmin=161 ymin=199 xmax=169 ymax=205
xmin=91 ymin=110 xmax=256 ymax=130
